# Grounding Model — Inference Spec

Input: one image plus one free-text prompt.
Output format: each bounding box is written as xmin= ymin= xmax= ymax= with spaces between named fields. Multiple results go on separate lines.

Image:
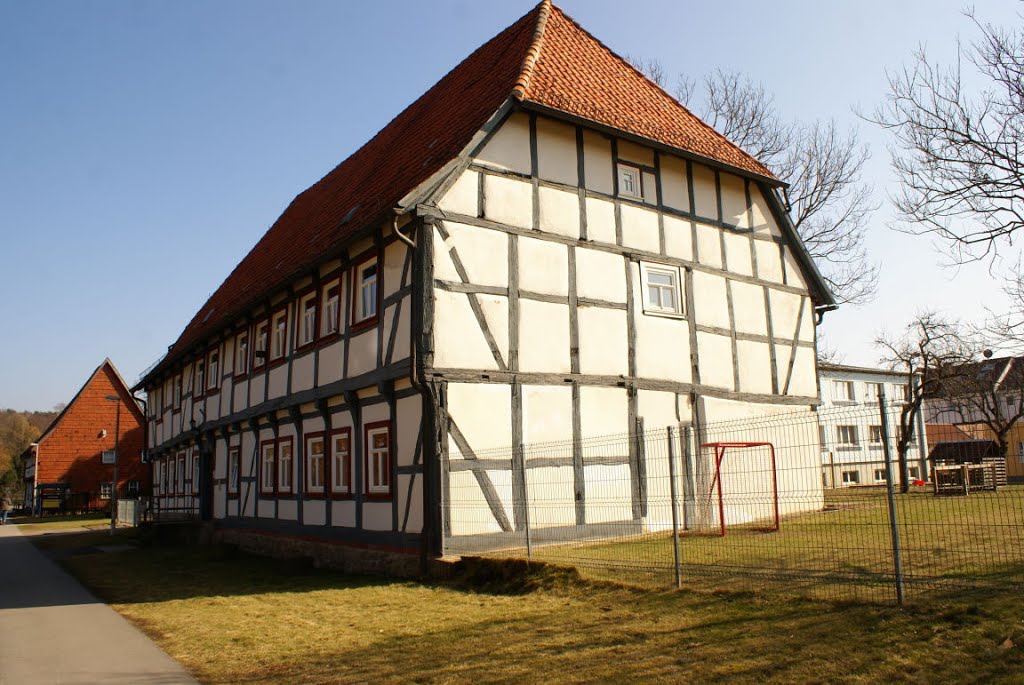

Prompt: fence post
xmin=681 ymin=425 xmax=696 ymax=530
xmin=667 ymin=426 xmax=683 ymax=589
xmin=878 ymin=392 xmax=906 ymax=606
xmin=523 ymin=452 xmax=532 ymax=562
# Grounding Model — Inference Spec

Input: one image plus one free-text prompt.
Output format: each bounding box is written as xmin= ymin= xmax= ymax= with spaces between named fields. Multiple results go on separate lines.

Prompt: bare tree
xmin=876 ymin=313 xmax=974 ymax=492
xmin=627 ymin=60 xmax=878 ymax=303
xmin=873 ymin=12 xmax=1024 ymax=262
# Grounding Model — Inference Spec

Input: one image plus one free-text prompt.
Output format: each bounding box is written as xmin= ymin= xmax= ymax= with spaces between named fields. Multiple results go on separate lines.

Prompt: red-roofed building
xmin=137 ymin=1 xmax=834 ymax=573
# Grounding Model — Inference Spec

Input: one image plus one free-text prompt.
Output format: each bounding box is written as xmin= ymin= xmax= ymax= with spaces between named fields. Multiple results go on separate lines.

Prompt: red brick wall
xmin=36 ymin=363 xmax=149 ymax=507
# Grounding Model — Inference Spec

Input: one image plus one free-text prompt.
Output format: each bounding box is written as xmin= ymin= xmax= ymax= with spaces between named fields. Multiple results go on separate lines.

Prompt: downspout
xmin=133 ymin=392 xmax=151 ymax=505
xmin=814 ymin=304 xmax=838 ymax=326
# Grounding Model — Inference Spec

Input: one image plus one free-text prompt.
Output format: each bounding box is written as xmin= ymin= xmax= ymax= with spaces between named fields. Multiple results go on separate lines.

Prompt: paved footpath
xmin=0 ymin=524 xmax=197 ymax=684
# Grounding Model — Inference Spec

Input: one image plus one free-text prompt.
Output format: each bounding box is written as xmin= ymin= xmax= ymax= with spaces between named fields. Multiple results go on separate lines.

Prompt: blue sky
xmin=1 ymin=0 xmax=1018 ymax=411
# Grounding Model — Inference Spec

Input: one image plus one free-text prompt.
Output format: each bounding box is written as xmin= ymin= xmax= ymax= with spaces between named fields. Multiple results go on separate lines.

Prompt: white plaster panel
xmin=539 ymin=186 xmax=581 ymax=239
xmin=617 ymin=140 xmax=655 ymax=167
xmin=736 ymin=339 xmax=773 ymax=394
xmin=396 ymin=395 xmax=422 ymax=467
xmin=798 ymin=298 xmax=815 ymax=342
xmin=691 ymin=271 xmax=730 ymax=329
xmin=579 ymin=385 xmax=628 ymax=443
xmin=788 ymin=346 xmax=818 ymax=397
xmin=518 ymin=300 xmax=571 ymax=373
xmin=782 ymin=246 xmax=808 ymax=289
xmin=774 ymin=342 xmax=793 ymax=393
xmin=447 ymin=383 xmax=512 ymax=454
xmin=585 ymin=197 xmax=616 ymax=245
xmin=637 ymin=389 xmax=682 ymax=429
xmin=332 ymin=500 xmax=356 ymax=528
xmin=730 ymin=281 xmax=768 ymax=336
xmin=636 ymin=313 xmax=691 ymax=383
xmin=577 ymin=307 xmax=628 ymax=376
xmin=362 ymin=502 xmax=392 ymax=532
xmin=582 ymin=130 xmax=614 ymax=195
xmin=536 ymin=116 xmax=578 ymax=186
xmin=433 ymin=290 xmax=502 ymax=371
xmin=525 ymin=466 xmax=576 ymax=527
xmin=696 ymin=331 xmax=734 ymax=389
xmin=620 ymin=204 xmax=660 ymax=253
xmin=383 ymin=240 xmax=408 ymax=297
xmin=663 ymin=215 xmax=692 ymax=261
xmin=389 ymin=299 xmax=412 ymax=364
xmin=584 ymin=464 xmax=633 ymax=524
xmin=233 ymin=384 xmax=247 ymax=415
xmin=317 ymin=340 xmax=344 ymax=386
xmin=519 ymin=237 xmax=569 ymax=296
xmin=346 ymin=328 xmax=378 ymax=378
xmin=575 ymin=247 xmax=626 ymax=303
xmin=437 ymin=169 xmax=479 ymax=216
xmin=303 ymin=500 xmax=326 ymax=526
xmin=483 ymin=175 xmax=533 ymax=229
xmin=257 ymin=500 xmax=274 ymax=519
xmin=448 ymin=470 xmax=510 ymax=535
xmin=755 ymin=240 xmax=784 ymax=283
xmin=442 ymin=221 xmax=508 ymax=288
xmin=720 ymin=173 xmax=749 ymax=228
xmin=478 ymin=294 xmax=509 ymax=363
xmin=523 ymin=384 xmax=573 ymax=446
xmin=214 ymin=496 xmax=225 ymax=520
xmin=476 ymin=111 xmax=531 ymax=174
xmin=399 ymin=473 xmax=423 ymax=533
xmin=722 ymin=231 xmax=753 ymax=276
xmin=361 ymin=398 xmax=389 ymax=426
xmin=750 ymin=185 xmax=783 ymax=237
xmin=691 ymin=163 xmax=718 ymax=220
xmin=661 ymin=154 xmax=690 ymax=212
xmin=291 ymin=353 xmax=314 ymax=393
xmin=267 ymin=365 xmax=287 ymax=400
xmin=768 ymin=289 xmax=803 ymax=341
xmin=695 ymin=223 xmax=722 ymax=269
xmin=642 ymin=171 xmax=658 ymax=205
xmin=432 ymin=226 xmax=461 ymax=282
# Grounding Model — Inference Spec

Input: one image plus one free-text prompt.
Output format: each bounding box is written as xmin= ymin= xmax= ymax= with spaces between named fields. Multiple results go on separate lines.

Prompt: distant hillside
xmin=1 ymin=409 xmax=59 ymax=494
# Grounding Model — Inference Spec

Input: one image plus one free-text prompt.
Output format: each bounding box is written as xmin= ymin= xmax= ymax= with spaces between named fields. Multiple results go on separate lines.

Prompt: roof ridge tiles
xmin=512 ymin=0 xmax=551 ymax=101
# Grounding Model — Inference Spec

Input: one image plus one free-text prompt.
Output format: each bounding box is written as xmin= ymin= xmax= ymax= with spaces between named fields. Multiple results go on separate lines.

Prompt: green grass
xmin=41 ymin=540 xmax=1024 ymax=684
xmin=12 ymin=512 xmax=111 ymax=533
xmin=524 ymin=487 xmax=1024 ymax=601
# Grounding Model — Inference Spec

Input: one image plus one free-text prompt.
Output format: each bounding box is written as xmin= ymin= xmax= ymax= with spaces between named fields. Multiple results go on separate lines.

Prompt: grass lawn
xmin=12 ymin=512 xmax=111 ymax=533
xmin=524 ymin=487 xmax=1024 ymax=602
xmin=33 ymin=533 xmax=1024 ymax=684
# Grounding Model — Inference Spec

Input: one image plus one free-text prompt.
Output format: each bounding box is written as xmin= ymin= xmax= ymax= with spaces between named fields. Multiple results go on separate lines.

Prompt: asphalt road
xmin=0 ymin=523 xmax=196 ymax=684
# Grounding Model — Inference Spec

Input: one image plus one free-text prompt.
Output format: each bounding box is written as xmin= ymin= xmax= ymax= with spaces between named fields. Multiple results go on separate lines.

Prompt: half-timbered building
xmin=137 ymin=1 xmax=834 ymax=573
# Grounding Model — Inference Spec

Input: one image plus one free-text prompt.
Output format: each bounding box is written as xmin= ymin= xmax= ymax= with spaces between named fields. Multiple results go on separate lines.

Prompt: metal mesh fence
xmin=443 ymin=401 xmax=1024 ymax=604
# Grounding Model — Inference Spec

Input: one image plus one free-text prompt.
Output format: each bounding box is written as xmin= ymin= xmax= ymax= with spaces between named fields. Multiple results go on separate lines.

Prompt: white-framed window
xmin=306 ymin=435 xmax=325 ymax=494
xmin=908 ymin=466 xmax=921 ymax=480
xmin=277 ymin=438 xmax=293 ymax=494
xmin=194 ymin=359 xmax=205 ymax=397
xmin=173 ymin=374 xmax=182 ymax=407
xmin=271 ymin=310 xmax=288 ymax=360
xmin=869 ymin=425 xmax=883 ymax=445
xmin=166 ymin=458 xmax=175 ymax=493
xmin=235 ymin=332 xmax=249 ymax=376
xmin=331 ymin=429 xmax=351 ymax=494
xmin=355 ymin=258 xmax=379 ymax=323
xmin=617 ymin=163 xmax=641 ymax=198
xmin=260 ymin=443 xmax=275 ymax=494
xmin=1018 ymin=443 xmax=1024 ymax=465
xmin=207 ymin=349 xmax=219 ymax=390
xmin=148 ymin=388 xmax=159 ymax=418
xmin=155 ymin=460 xmax=163 ymax=493
xmin=192 ymin=451 xmax=200 ymax=494
xmin=874 ymin=469 xmax=887 ymax=483
xmin=253 ymin=321 xmax=269 ymax=368
xmin=176 ymin=453 xmax=185 ymax=494
xmin=841 ymin=470 xmax=860 ymax=485
xmin=640 ymin=263 xmax=683 ymax=316
xmin=299 ymin=292 xmax=317 ymax=346
xmin=101 ymin=450 xmax=116 ymax=465
xmin=836 ymin=425 xmax=859 ymax=446
xmin=365 ymin=424 xmax=391 ymax=496
xmin=896 ymin=384 xmax=911 ymax=402
xmin=864 ymin=382 xmax=884 ymax=402
xmin=126 ymin=480 xmax=139 ymax=497
xmin=818 ymin=425 xmax=827 ymax=451
xmin=100 ymin=482 xmax=113 ymax=500
xmin=228 ymin=447 xmax=240 ymax=495
xmin=833 ymin=380 xmax=854 ymax=402
xmin=321 ymin=282 xmax=340 ymax=337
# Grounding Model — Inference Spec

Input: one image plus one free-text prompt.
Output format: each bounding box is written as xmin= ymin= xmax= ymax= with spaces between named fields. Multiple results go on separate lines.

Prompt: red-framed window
xmin=320 ymin=279 xmax=341 ymax=339
xmin=270 ymin=308 xmax=288 ymax=363
xmin=207 ymin=348 xmax=220 ymax=392
xmin=165 ymin=457 xmax=174 ymax=494
xmin=176 ymin=452 xmax=186 ymax=495
xmin=259 ymin=440 xmax=276 ymax=495
xmin=234 ymin=329 xmax=250 ymax=378
xmin=253 ymin=320 xmax=269 ymax=370
xmin=351 ymin=253 xmax=380 ymax=330
xmin=305 ymin=432 xmax=326 ymax=496
xmin=162 ymin=378 xmax=172 ymax=412
xmin=277 ymin=436 xmax=294 ymax=495
xmin=297 ymin=290 xmax=318 ymax=350
xmin=364 ymin=420 xmax=392 ymax=498
xmin=173 ymin=373 xmax=183 ymax=410
xmin=192 ymin=448 xmax=200 ymax=495
xmin=330 ymin=427 xmax=352 ymax=496
xmin=193 ymin=358 xmax=206 ymax=399
xmin=227 ymin=446 xmax=240 ymax=497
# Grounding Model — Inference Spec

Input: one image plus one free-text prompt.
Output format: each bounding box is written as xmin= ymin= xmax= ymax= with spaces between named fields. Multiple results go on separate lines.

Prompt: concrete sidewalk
xmin=0 ymin=524 xmax=197 ymax=684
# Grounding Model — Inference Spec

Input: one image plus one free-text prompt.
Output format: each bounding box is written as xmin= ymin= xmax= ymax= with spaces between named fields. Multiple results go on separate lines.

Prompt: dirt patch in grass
xmin=38 ymin=533 xmax=1024 ymax=684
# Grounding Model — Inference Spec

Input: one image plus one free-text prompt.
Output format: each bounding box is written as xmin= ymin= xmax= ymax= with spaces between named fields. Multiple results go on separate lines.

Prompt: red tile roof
xmin=145 ymin=1 xmax=781 ymax=383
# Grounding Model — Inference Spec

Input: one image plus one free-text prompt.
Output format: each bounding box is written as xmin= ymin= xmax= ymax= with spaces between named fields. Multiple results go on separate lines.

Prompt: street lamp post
xmin=105 ymin=394 xmax=121 ymax=536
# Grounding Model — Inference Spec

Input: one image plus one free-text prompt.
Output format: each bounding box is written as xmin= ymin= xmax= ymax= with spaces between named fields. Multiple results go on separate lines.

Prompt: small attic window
xmin=617 ymin=164 xmax=641 ymax=199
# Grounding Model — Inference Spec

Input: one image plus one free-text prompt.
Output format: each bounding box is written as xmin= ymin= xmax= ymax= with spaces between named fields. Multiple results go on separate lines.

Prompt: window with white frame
xmin=1018 ymin=443 xmax=1024 ymax=465
xmin=818 ymin=425 xmax=827 ymax=451
xmin=908 ymin=466 xmax=921 ymax=480
xmin=306 ymin=435 xmax=325 ymax=494
xmin=207 ymin=350 xmax=219 ymax=390
xmin=869 ymin=425 xmax=883 ymax=445
xmin=617 ymin=163 xmax=641 ymax=198
xmin=173 ymin=375 xmax=182 ymax=407
xmin=366 ymin=424 xmax=391 ymax=495
xmin=192 ymin=451 xmax=200 ymax=494
xmin=277 ymin=438 xmax=293 ymax=494
xmin=874 ymin=469 xmax=887 ymax=483
xmin=299 ymin=292 xmax=317 ymax=346
xmin=127 ymin=480 xmax=139 ymax=497
xmin=254 ymin=321 xmax=269 ymax=368
xmin=641 ymin=263 xmax=683 ymax=316
xmin=235 ymin=332 xmax=249 ymax=376
xmin=356 ymin=259 xmax=379 ymax=323
xmin=194 ymin=359 xmax=205 ymax=397
xmin=896 ymin=384 xmax=911 ymax=402
xmin=841 ymin=471 xmax=860 ymax=485
xmin=177 ymin=453 xmax=185 ymax=494
xmin=331 ymin=429 xmax=351 ymax=494
xmin=864 ymin=382 xmax=884 ymax=402
xmin=836 ymin=425 xmax=859 ymax=446
xmin=271 ymin=310 xmax=288 ymax=360
xmin=321 ymin=283 xmax=340 ymax=337
xmin=100 ymin=482 xmax=113 ymax=500
xmin=102 ymin=450 xmax=116 ymax=465
xmin=833 ymin=380 xmax=854 ymax=402
xmin=166 ymin=459 xmax=174 ymax=493
xmin=260 ymin=443 xmax=275 ymax=494
xmin=228 ymin=447 xmax=240 ymax=495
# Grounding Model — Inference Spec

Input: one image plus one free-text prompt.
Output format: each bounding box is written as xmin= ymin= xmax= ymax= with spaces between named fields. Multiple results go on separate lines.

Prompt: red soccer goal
xmin=701 ymin=441 xmax=780 ymax=537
